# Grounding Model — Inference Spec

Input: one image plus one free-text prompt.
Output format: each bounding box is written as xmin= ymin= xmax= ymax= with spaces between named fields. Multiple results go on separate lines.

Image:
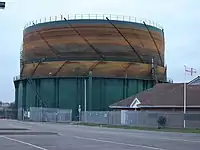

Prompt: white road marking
xmin=92 ymin=130 xmax=200 ymax=143
xmin=74 ymin=135 xmax=167 ymax=150
xmin=7 ymin=123 xmax=31 ymax=130
xmin=1 ymin=136 xmax=48 ymax=150
xmin=13 ymin=121 xmax=200 ymax=143
xmin=150 ymin=136 xmax=200 ymax=143
xmin=68 ymin=127 xmax=200 ymax=143
xmin=4 ymin=120 xmax=34 ymax=129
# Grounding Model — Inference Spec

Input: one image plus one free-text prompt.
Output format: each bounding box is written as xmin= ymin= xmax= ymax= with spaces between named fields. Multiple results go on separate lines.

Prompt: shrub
xmin=157 ymin=116 xmax=166 ymax=129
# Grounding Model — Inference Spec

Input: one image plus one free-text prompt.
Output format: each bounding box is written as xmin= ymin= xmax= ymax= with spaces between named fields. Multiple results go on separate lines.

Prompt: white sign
xmin=130 ymin=98 xmax=141 ymax=108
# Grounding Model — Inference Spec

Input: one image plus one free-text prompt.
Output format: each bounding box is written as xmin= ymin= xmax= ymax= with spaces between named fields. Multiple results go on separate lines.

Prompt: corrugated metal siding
xmin=14 ymin=77 xmax=154 ymax=120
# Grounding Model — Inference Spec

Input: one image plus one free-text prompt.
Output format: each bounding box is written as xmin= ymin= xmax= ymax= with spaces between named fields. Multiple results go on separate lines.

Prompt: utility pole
xmin=0 ymin=2 xmax=5 ymax=9
xmin=84 ymin=78 xmax=87 ymax=122
xmin=183 ymin=82 xmax=187 ymax=128
xmin=183 ymin=65 xmax=197 ymax=128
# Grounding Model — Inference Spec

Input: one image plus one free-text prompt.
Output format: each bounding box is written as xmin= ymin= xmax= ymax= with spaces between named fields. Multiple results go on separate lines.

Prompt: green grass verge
xmin=74 ymin=122 xmax=200 ymax=134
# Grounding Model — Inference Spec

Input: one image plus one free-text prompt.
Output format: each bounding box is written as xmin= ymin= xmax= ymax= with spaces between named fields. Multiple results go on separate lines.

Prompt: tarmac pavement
xmin=0 ymin=119 xmax=200 ymax=150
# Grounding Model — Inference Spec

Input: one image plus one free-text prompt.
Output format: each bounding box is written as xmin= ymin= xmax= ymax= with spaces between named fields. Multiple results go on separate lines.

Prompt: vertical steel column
xmin=36 ymin=79 xmax=42 ymax=108
xmin=124 ymin=72 xmax=128 ymax=99
xmin=164 ymin=66 xmax=167 ymax=82
xmin=151 ymin=57 xmax=158 ymax=83
xmin=162 ymin=29 xmax=165 ymax=65
xmin=55 ymin=78 xmax=59 ymax=108
xmin=84 ymin=78 xmax=87 ymax=122
xmin=22 ymin=81 xmax=27 ymax=120
xmin=183 ymin=82 xmax=187 ymax=128
xmin=55 ymin=78 xmax=59 ymax=122
xmin=14 ymin=82 xmax=19 ymax=119
xmin=20 ymin=60 xmax=24 ymax=78
xmin=88 ymin=71 xmax=93 ymax=111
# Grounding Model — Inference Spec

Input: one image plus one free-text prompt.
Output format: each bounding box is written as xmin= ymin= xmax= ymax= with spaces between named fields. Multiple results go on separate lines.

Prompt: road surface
xmin=0 ymin=119 xmax=199 ymax=150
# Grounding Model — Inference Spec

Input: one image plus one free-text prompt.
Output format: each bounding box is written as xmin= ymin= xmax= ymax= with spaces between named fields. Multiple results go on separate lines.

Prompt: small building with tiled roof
xmin=109 ymin=83 xmax=200 ymax=111
xmin=188 ymin=76 xmax=200 ymax=85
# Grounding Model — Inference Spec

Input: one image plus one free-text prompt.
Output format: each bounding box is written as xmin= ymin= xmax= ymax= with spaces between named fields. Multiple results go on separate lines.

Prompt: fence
xmin=0 ymin=108 xmax=17 ymax=119
xmin=18 ymin=107 xmax=72 ymax=123
xmin=81 ymin=111 xmax=200 ymax=129
xmin=24 ymin=14 xmax=163 ymax=30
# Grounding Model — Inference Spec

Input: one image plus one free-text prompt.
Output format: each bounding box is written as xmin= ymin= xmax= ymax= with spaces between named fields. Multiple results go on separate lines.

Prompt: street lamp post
xmin=0 ymin=2 xmax=5 ymax=9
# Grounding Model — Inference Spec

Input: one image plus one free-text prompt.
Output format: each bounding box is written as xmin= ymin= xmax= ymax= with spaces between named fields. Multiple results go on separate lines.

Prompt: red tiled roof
xmin=110 ymin=83 xmax=200 ymax=108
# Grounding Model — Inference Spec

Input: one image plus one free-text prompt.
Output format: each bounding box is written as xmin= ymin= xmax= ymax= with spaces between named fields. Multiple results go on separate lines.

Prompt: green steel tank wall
xmin=14 ymin=77 xmax=154 ymax=120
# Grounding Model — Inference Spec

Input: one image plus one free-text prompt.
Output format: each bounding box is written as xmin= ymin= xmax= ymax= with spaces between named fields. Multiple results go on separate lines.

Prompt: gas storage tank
xmin=22 ymin=15 xmax=165 ymax=79
xmin=15 ymin=14 xmax=166 ymax=120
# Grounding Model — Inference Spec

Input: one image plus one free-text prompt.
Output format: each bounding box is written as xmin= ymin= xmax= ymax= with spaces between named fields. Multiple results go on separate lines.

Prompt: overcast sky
xmin=0 ymin=0 xmax=200 ymax=102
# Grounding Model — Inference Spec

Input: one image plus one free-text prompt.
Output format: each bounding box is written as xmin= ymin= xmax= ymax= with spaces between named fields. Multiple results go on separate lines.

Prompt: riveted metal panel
xmin=25 ymin=80 xmax=37 ymax=108
xmin=17 ymin=82 xmax=23 ymax=109
xmin=39 ymin=79 xmax=56 ymax=108
xmin=104 ymin=79 xmax=124 ymax=109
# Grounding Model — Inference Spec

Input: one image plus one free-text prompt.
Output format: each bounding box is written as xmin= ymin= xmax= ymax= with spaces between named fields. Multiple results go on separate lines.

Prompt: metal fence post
xmin=78 ymin=105 xmax=81 ymax=122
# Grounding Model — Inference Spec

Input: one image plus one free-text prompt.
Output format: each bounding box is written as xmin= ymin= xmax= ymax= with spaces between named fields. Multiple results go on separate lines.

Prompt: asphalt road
xmin=0 ymin=120 xmax=200 ymax=150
